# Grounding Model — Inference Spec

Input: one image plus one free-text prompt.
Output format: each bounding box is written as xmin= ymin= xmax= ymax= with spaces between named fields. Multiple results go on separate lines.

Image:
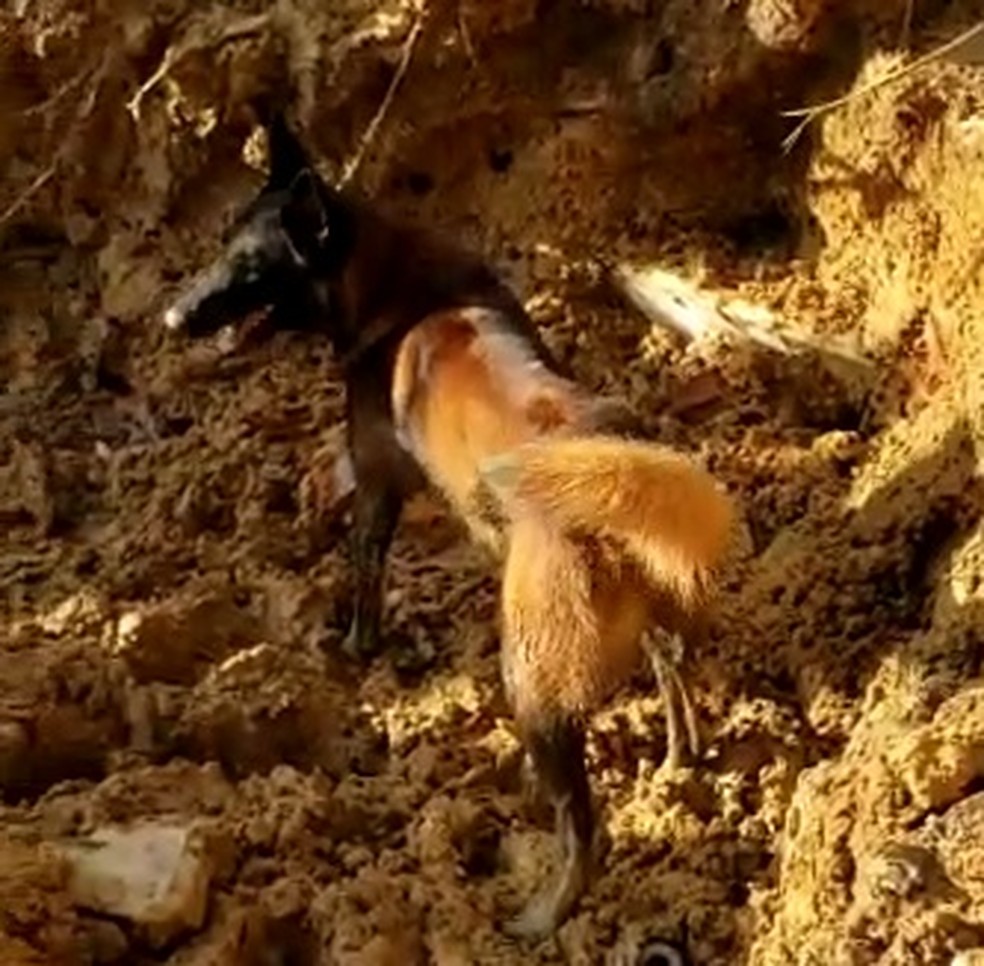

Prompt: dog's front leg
xmin=341 ymin=453 xmax=405 ymax=659
xmin=340 ymin=365 xmax=426 ymax=660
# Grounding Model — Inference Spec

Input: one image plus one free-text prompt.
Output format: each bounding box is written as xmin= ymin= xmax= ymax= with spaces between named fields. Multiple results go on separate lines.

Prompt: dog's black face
xmin=163 ymin=188 xmax=306 ymax=338
xmin=162 ymin=118 xmax=354 ymax=341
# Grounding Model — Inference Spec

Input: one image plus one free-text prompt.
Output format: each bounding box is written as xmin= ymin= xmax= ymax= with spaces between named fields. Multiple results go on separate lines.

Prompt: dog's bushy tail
xmin=482 ymin=435 xmax=734 ymax=606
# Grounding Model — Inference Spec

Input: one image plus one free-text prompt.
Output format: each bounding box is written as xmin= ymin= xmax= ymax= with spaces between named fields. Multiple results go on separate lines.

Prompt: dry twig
xmin=22 ymin=64 xmax=96 ymax=118
xmin=127 ymin=47 xmax=179 ymax=122
xmin=339 ymin=6 xmax=428 ymax=187
xmin=1 ymin=56 xmax=108 ymax=231
xmin=457 ymin=5 xmax=477 ymax=65
xmin=0 ymin=167 xmax=55 ymax=231
xmin=126 ymin=12 xmax=271 ymax=121
xmin=781 ymin=18 xmax=984 ymax=152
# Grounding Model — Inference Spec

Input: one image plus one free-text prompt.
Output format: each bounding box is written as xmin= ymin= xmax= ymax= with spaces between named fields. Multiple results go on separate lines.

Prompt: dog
xmin=162 ymin=115 xmax=735 ymax=939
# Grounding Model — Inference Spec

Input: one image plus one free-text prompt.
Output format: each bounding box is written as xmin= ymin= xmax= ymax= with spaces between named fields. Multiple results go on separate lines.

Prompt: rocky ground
xmin=2 ymin=0 xmax=984 ymax=963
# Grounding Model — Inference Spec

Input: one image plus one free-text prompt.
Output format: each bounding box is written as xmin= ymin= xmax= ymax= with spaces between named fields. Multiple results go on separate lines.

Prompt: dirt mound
xmin=2 ymin=0 xmax=984 ymax=962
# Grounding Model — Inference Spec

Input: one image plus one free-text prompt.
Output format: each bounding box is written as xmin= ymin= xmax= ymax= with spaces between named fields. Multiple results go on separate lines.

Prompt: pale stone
xmin=62 ymin=823 xmax=209 ymax=945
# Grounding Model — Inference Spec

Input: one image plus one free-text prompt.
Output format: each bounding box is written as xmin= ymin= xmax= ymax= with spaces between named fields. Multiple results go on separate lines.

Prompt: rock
xmin=853 ymin=842 xmax=936 ymax=906
xmin=953 ymin=951 xmax=984 ymax=966
xmin=60 ymin=823 xmax=210 ymax=946
xmin=746 ymin=0 xmax=831 ymax=52
xmin=344 ymin=933 xmax=423 ymax=966
xmin=83 ymin=919 xmax=129 ymax=963
xmin=885 ymin=686 xmax=984 ymax=812
xmin=607 ymin=924 xmax=690 ymax=966
xmin=929 ymin=792 xmax=984 ymax=897
xmin=110 ymin=590 xmax=259 ymax=685
xmin=297 ymin=428 xmax=354 ymax=533
xmin=37 ymin=591 xmax=104 ymax=637
xmin=164 ymin=900 xmax=255 ymax=966
xmin=0 ymin=440 xmax=53 ymax=535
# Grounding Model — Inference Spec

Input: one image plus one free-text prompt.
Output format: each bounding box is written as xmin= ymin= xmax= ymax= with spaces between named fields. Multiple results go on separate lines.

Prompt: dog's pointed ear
xmin=280 ymin=168 xmax=330 ymax=263
xmin=266 ymin=113 xmax=310 ymax=191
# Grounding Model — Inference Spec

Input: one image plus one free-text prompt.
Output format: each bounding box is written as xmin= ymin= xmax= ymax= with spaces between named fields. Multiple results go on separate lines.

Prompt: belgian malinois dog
xmin=163 ymin=116 xmax=734 ymax=939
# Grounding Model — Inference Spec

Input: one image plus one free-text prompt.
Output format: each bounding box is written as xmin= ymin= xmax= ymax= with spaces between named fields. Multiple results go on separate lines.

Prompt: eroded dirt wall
xmin=2 ymin=1 xmax=984 ymax=963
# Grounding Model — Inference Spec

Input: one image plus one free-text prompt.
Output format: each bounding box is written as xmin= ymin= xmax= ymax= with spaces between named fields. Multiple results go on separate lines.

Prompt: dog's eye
xmin=242 ymin=258 xmax=263 ymax=284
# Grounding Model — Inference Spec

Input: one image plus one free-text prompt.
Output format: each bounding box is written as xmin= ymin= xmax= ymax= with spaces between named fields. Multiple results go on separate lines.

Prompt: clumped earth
xmin=2 ymin=0 xmax=984 ymax=963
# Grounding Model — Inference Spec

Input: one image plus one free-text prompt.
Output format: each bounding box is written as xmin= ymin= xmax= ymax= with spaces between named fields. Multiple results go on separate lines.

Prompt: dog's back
xmin=389 ymin=306 xmax=622 ymax=550
xmin=327 ymin=197 xmax=550 ymax=372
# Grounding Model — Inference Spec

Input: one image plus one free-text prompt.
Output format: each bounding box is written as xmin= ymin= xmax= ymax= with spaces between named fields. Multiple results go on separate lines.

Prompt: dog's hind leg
xmin=505 ymin=710 xmax=593 ymax=941
xmin=499 ymin=520 xmax=597 ymax=940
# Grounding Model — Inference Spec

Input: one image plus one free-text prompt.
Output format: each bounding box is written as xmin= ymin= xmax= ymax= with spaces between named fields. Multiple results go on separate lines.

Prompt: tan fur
xmin=483 ymin=436 xmax=734 ymax=609
xmin=502 ymin=518 xmax=654 ymax=715
xmin=392 ymin=307 xmax=590 ymax=555
xmin=391 ymin=307 xmax=735 ymax=716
